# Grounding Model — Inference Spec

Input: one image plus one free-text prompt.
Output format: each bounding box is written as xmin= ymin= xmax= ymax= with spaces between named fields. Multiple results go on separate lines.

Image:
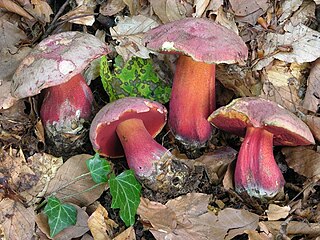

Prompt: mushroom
xmin=89 ymin=97 xmax=189 ymax=192
xmin=143 ymin=18 xmax=248 ymax=151
xmin=208 ymin=97 xmax=315 ymax=198
xmin=11 ymin=31 xmax=110 ymax=154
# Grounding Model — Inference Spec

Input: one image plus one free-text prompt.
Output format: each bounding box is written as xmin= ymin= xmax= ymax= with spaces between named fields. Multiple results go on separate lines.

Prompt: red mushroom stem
xmin=40 ymin=73 xmax=93 ymax=132
xmin=235 ymin=126 xmax=285 ymax=197
xmin=116 ymin=118 xmax=169 ymax=177
xmin=169 ymin=55 xmax=215 ymax=147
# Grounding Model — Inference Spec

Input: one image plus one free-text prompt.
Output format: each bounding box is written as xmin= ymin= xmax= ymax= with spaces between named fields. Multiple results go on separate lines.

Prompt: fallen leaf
xmin=245 ymin=229 xmax=273 ymax=240
xmin=282 ymin=146 xmax=320 ymax=181
xmin=0 ymin=198 xmax=35 ymax=240
xmin=255 ymin=24 xmax=320 ymax=70
xmin=193 ymin=0 xmax=210 ymax=18
xmin=139 ymin=193 xmax=259 ymax=240
xmin=100 ymin=0 xmax=126 ymax=16
xmin=45 ymin=154 xmax=106 ymax=207
xmin=25 ymin=0 xmax=53 ymax=23
xmin=287 ymin=0 xmax=316 ymax=27
xmin=137 ymin=197 xmax=177 ymax=232
xmin=149 ymin=0 xmax=193 ymax=23
xmin=261 ymin=221 xmax=320 ymax=238
xmin=110 ymin=15 xmax=158 ymax=62
xmin=266 ymin=204 xmax=291 ymax=221
xmin=87 ymin=204 xmax=118 ymax=240
xmin=304 ymin=115 xmax=320 ymax=141
xmin=0 ymin=0 xmax=34 ymax=20
xmin=194 ymin=146 xmax=237 ymax=185
xmin=302 ymin=59 xmax=320 ymax=113
xmin=278 ymin=0 xmax=303 ymax=23
xmin=259 ymin=60 xmax=309 ymax=112
xmin=36 ymin=204 xmax=89 ymax=240
xmin=113 ymin=226 xmax=136 ymax=240
xmin=60 ymin=5 xmax=95 ymax=26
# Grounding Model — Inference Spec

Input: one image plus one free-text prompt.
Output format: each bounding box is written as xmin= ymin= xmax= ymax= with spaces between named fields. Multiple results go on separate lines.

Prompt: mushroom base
xmin=116 ymin=118 xmax=189 ymax=192
xmin=235 ymin=127 xmax=285 ymax=198
xmin=169 ymin=55 xmax=215 ymax=150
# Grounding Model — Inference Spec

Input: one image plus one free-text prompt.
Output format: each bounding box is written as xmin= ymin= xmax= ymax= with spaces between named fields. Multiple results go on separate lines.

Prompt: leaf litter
xmin=0 ymin=0 xmax=320 ymax=239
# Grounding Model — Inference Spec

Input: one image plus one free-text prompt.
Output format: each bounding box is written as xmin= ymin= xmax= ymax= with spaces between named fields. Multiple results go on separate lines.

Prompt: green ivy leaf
xmin=44 ymin=196 xmax=77 ymax=237
xmin=100 ymin=55 xmax=171 ymax=103
xmin=109 ymin=170 xmax=142 ymax=226
xmin=86 ymin=153 xmax=111 ymax=184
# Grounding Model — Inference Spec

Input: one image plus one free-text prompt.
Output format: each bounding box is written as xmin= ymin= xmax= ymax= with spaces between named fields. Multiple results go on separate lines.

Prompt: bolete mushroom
xmin=143 ymin=18 xmax=248 ymax=150
xmin=89 ymin=97 xmax=189 ymax=192
xmin=11 ymin=31 xmax=110 ymax=154
xmin=208 ymin=97 xmax=315 ymax=198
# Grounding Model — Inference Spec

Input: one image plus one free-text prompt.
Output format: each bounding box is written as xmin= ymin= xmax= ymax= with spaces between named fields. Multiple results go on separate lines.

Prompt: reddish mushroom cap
xmin=90 ymin=97 xmax=167 ymax=157
xmin=208 ymin=97 xmax=315 ymax=146
xmin=143 ymin=17 xmax=248 ymax=64
xmin=11 ymin=31 xmax=110 ymax=99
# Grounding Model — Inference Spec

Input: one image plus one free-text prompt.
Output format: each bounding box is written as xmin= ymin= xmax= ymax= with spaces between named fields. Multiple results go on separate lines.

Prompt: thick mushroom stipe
xmin=235 ymin=127 xmax=285 ymax=198
xmin=90 ymin=97 xmax=190 ymax=193
xmin=169 ymin=55 xmax=215 ymax=147
xmin=208 ymin=97 xmax=315 ymax=198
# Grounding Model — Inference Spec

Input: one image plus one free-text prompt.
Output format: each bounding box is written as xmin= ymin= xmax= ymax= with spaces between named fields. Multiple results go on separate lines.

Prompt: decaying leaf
xmin=100 ymin=0 xmax=126 ymax=16
xmin=149 ymin=0 xmax=193 ymax=24
xmin=259 ymin=60 xmax=309 ymax=112
xmin=0 ymin=0 xmax=34 ymax=20
xmin=110 ymin=15 xmax=159 ymax=61
xmin=255 ymin=24 xmax=320 ymax=70
xmin=0 ymin=198 xmax=35 ymax=240
xmin=24 ymin=0 xmax=53 ymax=23
xmin=36 ymin=204 xmax=89 ymax=240
xmin=282 ymin=146 xmax=320 ymax=181
xmin=113 ymin=226 xmax=136 ymax=240
xmin=278 ymin=0 xmax=303 ymax=23
xmin=303 ymin=59 xmax=320 ymax=113
xmin=60 ymin=3 xmax=95 ymax=26
xmin=266 ymin=204 xmax=291 ymax=221
xmin=87 ymin=204 xmax=118 ymax=240
xmin=193 ymin=0 xmax=210 ymax=18
xmin=304 ymin=115 xmax=320 ymax=141
xmin=138 ymin=193 xmax=259 ymax=240
xmin=45 ymin=154 xmax=106 ymax=207
xmin=194 ymin=146 xmax=237 ymax=185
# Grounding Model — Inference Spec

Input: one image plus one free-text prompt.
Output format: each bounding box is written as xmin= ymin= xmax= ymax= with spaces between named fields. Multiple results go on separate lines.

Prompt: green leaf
xmin=86 ymin=153 xmax=111 ymax=183
xmin=100 ymin=55 xmax=171 ymax=103
xmin=44 ymin=196 xmax=77 ymax=237
xmin=109 ymin=170 xmax=142 ymax=226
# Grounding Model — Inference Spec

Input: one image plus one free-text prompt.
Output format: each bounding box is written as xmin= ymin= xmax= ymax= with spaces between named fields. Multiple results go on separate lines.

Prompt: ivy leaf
xmin=109 ymin=170 xmax=142 ymax=226
xmin=44 ymin=196 xmax=77 ymax=237
xmin=100 ymin=55 xmax=171 ymax=103
xmin=86 ymin=153 xmax=111 ymax=184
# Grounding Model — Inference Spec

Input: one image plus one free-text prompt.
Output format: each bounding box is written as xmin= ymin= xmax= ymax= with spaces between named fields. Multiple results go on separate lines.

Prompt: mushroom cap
xmin=208 ymin=97 xmax=315 ymax=146
xmin=143 ymin=17 xmax=248 ymax=64
xmin=11 ymin=31 xmax=110 ymax=99
xmin=90 ymin=97 xmax=167 ymax=157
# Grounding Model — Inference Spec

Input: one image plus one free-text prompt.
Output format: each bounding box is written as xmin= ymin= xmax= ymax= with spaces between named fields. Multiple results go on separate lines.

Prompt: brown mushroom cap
xmin=208 ymin=97 xmax=315 ymax=146
xmin=90 ymin=97 xmax=167 ymax=157
xmin=11 ymin=31 xmax=110 ymax=99
xmin=143 ymin=17 xmax=248 ymax=64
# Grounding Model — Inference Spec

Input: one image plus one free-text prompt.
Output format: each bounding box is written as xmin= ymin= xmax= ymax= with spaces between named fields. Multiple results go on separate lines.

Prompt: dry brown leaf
xmin=100 ymin=0 xmax=126 ymax=16
xmin=193 ymin=0 xmax=210 ymax=18
xmin=245 ymin=229 xmax=273 ymax=240
xmin=255 ymin=24 xmax=320 ymax=70
xmin=304 ymin=115 xmax=320 ymax=141
xmin=87 ymin=204 xmax=118 ymax=240
xmin=60 ymin=5 xmax=95 ymax=26
xmin=266 ymin=204 xmax=291 ymax=221
xmin=215 ymin=7 xmax=239 ymax=34
xmin=123 ymin=0 xmax=139 ymax=15
xmin=222 ymin=160 xmax=236 ymax=190
xmin=303 ymin=59 xmax=320 ymax=113
xmin=278 ymin=0 xmax=303 ymax=23
xmin=24 ymin=0 xmax=53 ymax=23
xmin=81 ymin=233 xmax=94 ymax=240
xmin=137 ymin=197 xmax=177 ymax=232
xmin=259 ymin=60 xmax=309 ymax=112
xmin=149 ymin=0 xmax=193 ymax=23
xmin=110 ymin=15 xmax=158 ymax=61
xmin=229 ymin=0 xmax=269 ymax=25
xmin=194 ymin=146 xmax=237 ymax=185
xmin=261 ymin=221 xmax=320 ymax=238
xmin=45 ymin=154 xmax=106 ymax=207
xmin=0 ymin=198 xmax=35 ymax=240
xmin=282 ymin=146 xmax=320 ymax=181
xmin=288 ymin=0 xmax=316 ymax=27
xmin=140 ymin=193 xmax=259 ymax=240
xmin=36 ymin=204 xmax=89 ymax=240
xmin=113 ymin=226 xmax=136 ymax=240
xmin=0 ymin=0 xmax=34 ymax=20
